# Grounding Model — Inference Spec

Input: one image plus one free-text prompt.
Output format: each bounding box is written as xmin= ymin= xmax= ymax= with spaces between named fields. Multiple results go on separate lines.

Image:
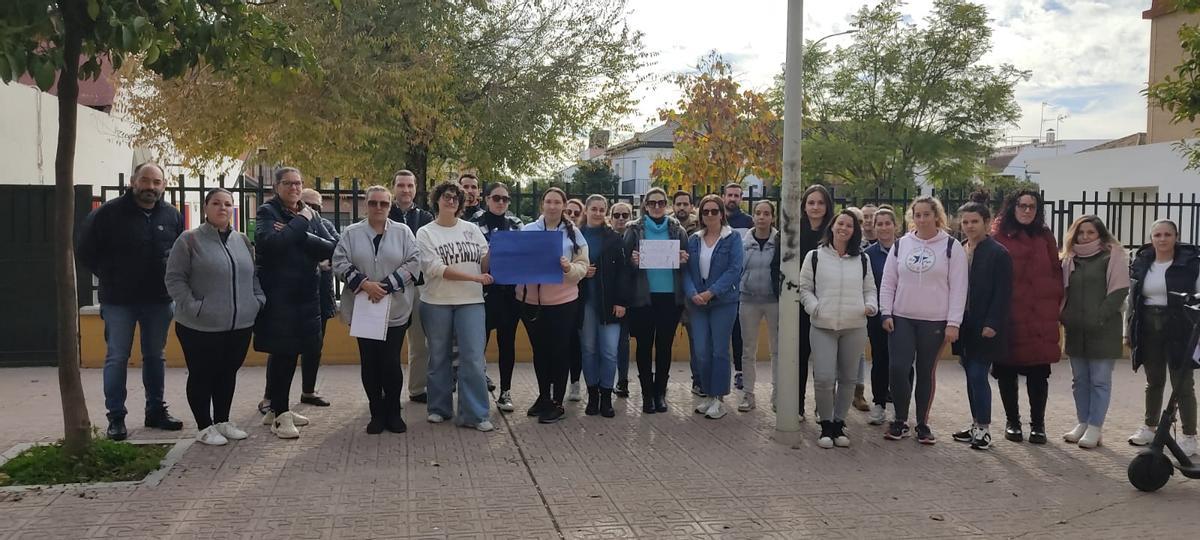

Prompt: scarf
xmin=644 ymin=214 xmax=669 ymax=235
xmin=1062 ymin=239 xmax=1130 ymax=295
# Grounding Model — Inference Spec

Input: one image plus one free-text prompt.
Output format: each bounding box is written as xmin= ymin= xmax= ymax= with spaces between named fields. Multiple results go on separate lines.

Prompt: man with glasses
xmin=722 ymin=183 xmax=753 ymax=391
xmin=389 ymin=170 xmax=435 ymax=403
xmin=78 ymin=161 xmax=185 ymax=440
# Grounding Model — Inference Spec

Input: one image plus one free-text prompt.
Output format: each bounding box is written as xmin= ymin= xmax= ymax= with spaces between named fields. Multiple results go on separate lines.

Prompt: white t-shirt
xmin=1142 ymin=262 xmax=1172 ymax=306
xmin=699 ymin=237 xmax=716 ymax=280
xmin=416 ymin=219 xmax=489 ymax=305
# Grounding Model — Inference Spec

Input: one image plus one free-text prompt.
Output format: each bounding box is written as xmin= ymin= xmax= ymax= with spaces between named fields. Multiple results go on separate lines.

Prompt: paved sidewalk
xmin=0 ymin=361 xmax=1197 ymax=539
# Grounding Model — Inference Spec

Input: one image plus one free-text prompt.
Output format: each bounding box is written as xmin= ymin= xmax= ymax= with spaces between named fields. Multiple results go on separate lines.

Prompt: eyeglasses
xmin=702 ymin=208 xmax=722 ymax=216
xmin=1017 ymin=203 xmax=1038 ymax=212
xmin=564 ymin=210 xmax=580 ymax=217
xmin=490 ymin=195 xmax=511 ymax=203
xmin=440 ymin=193 xmax=459 ymax=202
xmin=366 ymin=200 xmax=389 ymax=209
xmin=645 ymin=199 xmax=667 ymax=208
xmin=611 ymin=212 xmax=630 ymax=220
xmin=306 ymin=202 xmax=323 ymax=212
xmin=278 ymin=180 xmax=303 ymax=188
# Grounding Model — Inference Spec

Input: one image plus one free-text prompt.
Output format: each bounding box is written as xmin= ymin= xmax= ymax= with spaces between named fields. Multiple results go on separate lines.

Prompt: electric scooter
xmin=1127 ymin=292 xmax=1200 ymax=492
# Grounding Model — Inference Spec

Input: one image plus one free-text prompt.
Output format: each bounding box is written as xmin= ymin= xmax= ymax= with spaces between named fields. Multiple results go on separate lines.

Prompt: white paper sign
xmin=349 ymin=291 xmax=390 ymax=341
xmin=639 ymin=239 xmax=680 ymax=269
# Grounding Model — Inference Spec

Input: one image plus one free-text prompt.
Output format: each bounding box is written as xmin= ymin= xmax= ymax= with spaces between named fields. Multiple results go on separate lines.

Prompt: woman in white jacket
xmin=799 ymin=209 xmax=878 ymax=449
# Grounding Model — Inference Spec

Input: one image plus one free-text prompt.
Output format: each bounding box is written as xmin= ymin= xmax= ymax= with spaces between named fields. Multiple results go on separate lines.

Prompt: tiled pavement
xmin=0 ymin=361 xmax=1197 ymax=539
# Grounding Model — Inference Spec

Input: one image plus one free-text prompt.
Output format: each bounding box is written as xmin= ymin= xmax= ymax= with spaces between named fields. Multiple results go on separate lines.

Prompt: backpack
xmin=810 ymin=248 xmax=868 ymax=291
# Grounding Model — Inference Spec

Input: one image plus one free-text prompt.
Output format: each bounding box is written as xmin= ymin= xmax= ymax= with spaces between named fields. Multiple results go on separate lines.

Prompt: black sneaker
xmin=527 ymin=396 xmax=549 ymax=417
xmin=970 ymin=428 xmax=992 ymax=450
xmin=691 ymin=383 xmax=707 ymax=397
xmin=410 ymin=393 xmax=428 ymax=404
xmin=916 ymin=424 xmax=937 ymax=445
xmin=106 ymin=417 xmax=128 ymax=441
xmin=614 ymin=380 xmax=629 ymax=398
xmin=366 ymin=417 xmax=385 ymax=434
xmin=952 ymin=426 xmax=975 ymax=443
xmin=1005 ymin=421 xmax=1024 ymax=442
xmin=301 ymin=394 xmax=331 ymax=407
xmin=884 ymin=421 xmax=910 ymax=440
xmin=538 ymin=404 xmax=565 ymax=424
xmin=145 ymin=407 xmax=184 ymax=431
xmin=386 ymin=415 xmax=407 ymax=434
xmin=1028 ymin=426 xmax=1047 ymax=445
xmin=486 ymin=375 xmax=496 ymax=393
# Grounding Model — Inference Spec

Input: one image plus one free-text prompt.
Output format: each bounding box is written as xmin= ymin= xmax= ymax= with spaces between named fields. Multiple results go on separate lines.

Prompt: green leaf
xmin=122 ymin=25 xmax=135 ymax=50
xmin=87 ymin=0 xmax=100 ymax=21
xmin=133 ymin=17 xmax=148 ymax=32
xmin=330 ymin=0 xmax=343 ymax=9
xmin=145 ymin=44 xmax=160 ymax=65
xmin=0 ymin=54 xmax=10 ymax=82
xmin=34 ymin=60 xmax=56 ymax=91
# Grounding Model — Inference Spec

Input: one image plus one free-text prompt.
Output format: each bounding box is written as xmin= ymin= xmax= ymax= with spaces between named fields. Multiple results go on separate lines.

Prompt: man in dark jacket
xmin=459 ymin=173 xmax=483 ymax=222
xmin=390 ymin=170 xmax=435 ymax=402
xmin=76 ymin=162 xmax=185 ymax=440
xmin=722 ymin=183 xmax=752 ymax=389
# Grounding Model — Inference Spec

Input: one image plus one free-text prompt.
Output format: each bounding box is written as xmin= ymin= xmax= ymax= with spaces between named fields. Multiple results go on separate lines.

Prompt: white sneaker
xmin=818 ymin=430 xmax=834 ymax=449
xmin=476 ymin=420 xmax=495 ymax=432
xmin=695 ymin=397 xmax=714 ymax=414
xmin=1063 ymin=423 xmax=1087 ymax=444
xmin=497 ymin=390 xmax=515 ymax=412
xmin=1078 ymin=424 xmax=1103 ymax=449
xmin=1181 ymin=435 xmax=1198 ymax=457
xmin=1128 ymin=425 xmax=1156 ymax=446
xmin=867 ymin=404 xmax=886 ymax=425
xmin=215 ymin=422 xmax=248 ymax=440
xmin=271 ymin=412 xmax=300 ymax=439
xmin=567 ymin=382 xmax=582 ymax=402
xmin=704 ymin=398 xmax=726 ymax=419
xmin=737 ymin=393 xmax=756 ymax=412
xmin=834 ymin=433 xmax=851 ymax=448
xmin=427 ymin=413 xmax=446 ymax=424
xmin=196 ymin=425 xmax=229 ymax=446
xmin=798 ymin=412 xmax=807 ymax=423
xmin=261 ymin=411 xmax=309 ymax=426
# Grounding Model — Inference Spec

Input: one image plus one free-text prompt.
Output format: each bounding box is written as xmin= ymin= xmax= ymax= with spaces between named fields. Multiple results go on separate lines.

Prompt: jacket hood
xmin=691 ymin=225 xmax=735 ymax=241
xmin=1134 ymin=242 xmax=1199 ymax=262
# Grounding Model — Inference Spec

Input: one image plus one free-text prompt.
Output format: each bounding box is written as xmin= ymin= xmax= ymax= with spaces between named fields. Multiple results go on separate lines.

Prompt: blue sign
xmin=488 ymin=231 xmax=564 ymax=285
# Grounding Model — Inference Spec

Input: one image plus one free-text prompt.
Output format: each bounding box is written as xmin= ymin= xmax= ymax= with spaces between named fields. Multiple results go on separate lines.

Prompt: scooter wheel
xmin=1128 ymin=451 xmax=1174 ymax=492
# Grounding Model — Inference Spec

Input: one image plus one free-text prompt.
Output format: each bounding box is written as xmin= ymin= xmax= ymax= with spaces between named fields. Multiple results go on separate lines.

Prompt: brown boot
xmin=853 ymin=384 xmax=870 ymax=412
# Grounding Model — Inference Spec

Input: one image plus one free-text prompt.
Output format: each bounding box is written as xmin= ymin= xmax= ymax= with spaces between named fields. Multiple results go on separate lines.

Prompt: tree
xmin=122 ymin=0 xmax=648 ymax=190
xmin=651 ymin=53 xmax=781 ymax=194
xmin=569 ymin=159 xmax=620 ymax=195
xmin=1146 ymin=0 xmax=1200 ymax=169
xmin=785 ymin=0 xmax=1029 ymax=198
xmin=0 ymin=0 xmax=317 ymax=457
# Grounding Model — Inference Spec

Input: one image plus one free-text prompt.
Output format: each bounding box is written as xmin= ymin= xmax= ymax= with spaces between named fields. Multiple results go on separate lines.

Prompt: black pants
xmin=264 ymin=317 xmax=327 ymax=399
xmin=732 ymin=311 xmax=743 ymax=372
xmin=522 ymin=301 xmax=578 ymax=404
xmin=867 ymin=315 xmax=891 ymax=406
xmin=631 ymin=293 xmax=683 ymax=394
xmin=993 ymin=363 xmax=1051 ymax=429
xmin=358 ymin=324 xmax=408 ymax=420
xmin=799 ymin=311 xmax=812 ymax=409
xmin=570 ymin=301 xmax=582 ymax=383
xmin=485 ymin=289 xmax=521 ymax=392
xmin=176 ymin=324 xmax=252 ymax=429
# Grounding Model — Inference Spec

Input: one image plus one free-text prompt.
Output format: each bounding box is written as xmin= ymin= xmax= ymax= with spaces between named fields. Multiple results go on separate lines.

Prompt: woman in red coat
xmin=990 ymin=190 xmax=1064 ymax=445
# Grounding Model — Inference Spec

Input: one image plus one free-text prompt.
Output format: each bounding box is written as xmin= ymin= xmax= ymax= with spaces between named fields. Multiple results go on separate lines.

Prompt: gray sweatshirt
xmin=332 ymin=218 xmax=422 ymax=328
xmin=740 ymin=228 xmax=779 ymax=303
xmin=165 ymin=223 xmax=265 ymax=332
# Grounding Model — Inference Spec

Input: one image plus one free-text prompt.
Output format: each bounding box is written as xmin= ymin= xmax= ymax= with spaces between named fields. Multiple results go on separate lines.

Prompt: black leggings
xmin=176 ymin=324 xmax=252 ymax=429
xmin=570 ymin=304 xmax=582 ymax=383
xmin=485 ymin=289 xmax=521 ymax=392
xmin=732 ymin=311 xmax=743 ymax=372
xmin=867 ymin=316 xmax=891 ymax=406
xmin=799 ymin=311 xmax=812 ymax=409
xmin=357 ymin=324 xmax=408 ymax=420
xmin=264 ymin=318 xmax=327 ymax=399
xmin=522 ymin=301 xmax=578 ymax=404
xmin=993 ymin=363 xmax=1051 ymax=429
xmin=631 ymin=293 xmax=682 ymax=392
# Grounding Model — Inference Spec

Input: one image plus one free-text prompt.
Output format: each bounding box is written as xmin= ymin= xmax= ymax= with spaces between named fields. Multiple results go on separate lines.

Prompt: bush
xmin=0 ymin=438 xmax=170 ymax=486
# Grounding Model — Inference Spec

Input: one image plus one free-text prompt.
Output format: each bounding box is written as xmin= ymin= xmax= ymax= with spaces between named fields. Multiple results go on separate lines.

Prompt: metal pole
xmin=776 ymin=0 xmax=804 ymax=433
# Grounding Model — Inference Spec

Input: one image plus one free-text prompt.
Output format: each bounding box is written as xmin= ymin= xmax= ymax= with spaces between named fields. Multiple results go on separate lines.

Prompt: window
xmin=632 ymin=159 xmax=638 ymax=180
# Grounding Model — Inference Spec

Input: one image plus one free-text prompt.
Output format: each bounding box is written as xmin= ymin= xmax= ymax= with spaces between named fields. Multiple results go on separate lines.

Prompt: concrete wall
xmin=1148 ymin=9 xmax=1200 ymax=144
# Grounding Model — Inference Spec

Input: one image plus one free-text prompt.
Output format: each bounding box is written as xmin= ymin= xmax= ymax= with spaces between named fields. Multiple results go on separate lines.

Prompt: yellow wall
xmin=1148 ymin=8 xmax=1200 ymax=143
xmin=79 ymin=312 xmax=781 ymax=368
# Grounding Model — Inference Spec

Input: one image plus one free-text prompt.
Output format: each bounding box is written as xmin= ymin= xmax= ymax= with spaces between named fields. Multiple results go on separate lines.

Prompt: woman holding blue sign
xmin=518 ymin=187 xmax=591 ymax=424
xmin=476 ymin=183 xmax=524 ymax=413
xmin=685 ymin=195 xmax=745 ymax=420
xmin=578 ymin=195 xmax=633 ymax=417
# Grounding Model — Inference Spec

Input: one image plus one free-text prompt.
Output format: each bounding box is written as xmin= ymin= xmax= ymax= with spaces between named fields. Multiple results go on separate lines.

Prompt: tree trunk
xmin=407 ymin=143 xmax=430 ymax=209
xmin=56 ymin=11 xmax=92 ymax=456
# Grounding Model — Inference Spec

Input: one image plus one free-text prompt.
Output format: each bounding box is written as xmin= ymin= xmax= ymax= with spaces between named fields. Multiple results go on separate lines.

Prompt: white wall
xmin=611 ymin=146 xmax=672 ymax=196
xmin=1027 ymin=141 xmax=1200 ymax=203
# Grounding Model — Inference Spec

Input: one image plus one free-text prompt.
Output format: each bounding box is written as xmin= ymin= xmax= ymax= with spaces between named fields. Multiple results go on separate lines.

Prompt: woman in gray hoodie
xmin=738 ymin=200 xmax=781 ymax=412
xmin=165 ymin=189 xmax=265 ymax=446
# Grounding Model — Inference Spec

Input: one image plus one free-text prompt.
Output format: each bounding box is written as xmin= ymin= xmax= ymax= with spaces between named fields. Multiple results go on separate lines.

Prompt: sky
xmin=618 ymin=0 xmax=1153 ymax=146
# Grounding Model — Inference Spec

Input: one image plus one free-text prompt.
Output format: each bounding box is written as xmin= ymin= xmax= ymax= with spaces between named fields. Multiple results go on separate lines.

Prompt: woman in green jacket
xmin=1059 ymin=216 xmax=1129 ymax=448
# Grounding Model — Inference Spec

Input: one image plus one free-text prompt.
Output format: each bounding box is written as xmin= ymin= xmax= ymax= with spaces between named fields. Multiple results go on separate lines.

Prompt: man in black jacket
xmin=77 ymin=162 xmax=186 ymax=440
xmin=389 ymin=170 xmax=434 ymax=402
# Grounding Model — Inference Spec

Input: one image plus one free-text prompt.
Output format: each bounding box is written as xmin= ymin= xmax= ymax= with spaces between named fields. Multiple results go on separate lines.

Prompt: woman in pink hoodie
xmin=879 ymin=196 xmax=969 ymax=444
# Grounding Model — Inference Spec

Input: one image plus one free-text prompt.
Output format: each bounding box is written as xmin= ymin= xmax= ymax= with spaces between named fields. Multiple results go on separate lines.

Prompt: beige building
xmin=1145 ymin=0 xmax=1200 ymax=143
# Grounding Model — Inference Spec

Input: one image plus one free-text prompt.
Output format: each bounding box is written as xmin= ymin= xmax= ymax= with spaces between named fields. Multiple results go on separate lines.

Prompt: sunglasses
xmin=611 ymin=212 xmax=630 ymax=220
xmin=645 ymin=200 xmax=667 ymax=208
xmin=701 ymin=208 xmax=722 ymax=216
xmin=564 ymin=210 xmax=580 ymax=217
xmin=306 ymin=202 xmax=323 ymax=212
xmin=490 ymin=195 xmax=511 ymax=203
xmin=366 ymin=200 xmax=389 ymax=209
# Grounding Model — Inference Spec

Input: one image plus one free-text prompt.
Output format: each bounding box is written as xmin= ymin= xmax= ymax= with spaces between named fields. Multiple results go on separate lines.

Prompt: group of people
xmin=77 ymin=162 xmax=1198 ymax=457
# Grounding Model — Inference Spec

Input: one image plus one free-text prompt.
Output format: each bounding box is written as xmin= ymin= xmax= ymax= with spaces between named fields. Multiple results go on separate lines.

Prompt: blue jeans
xmin=960 ymin=352 xmax=992 ymax=426
xmin=100 ymin=302 xmax=174 ymax=418
xmin=689 ymin=301 xmax=738 ymax=397
xmin=685 ymin=317 xmax=700 ymax=387
xmin=1070 ymin=356 xmax=1116 ymax=427
xmin=616 ymin=321 xmax=630 ymax=383
xmin=580 ymin=298 xmax=620 ymax=390
xmin=421 ymin=302 xmax=489 ymax=425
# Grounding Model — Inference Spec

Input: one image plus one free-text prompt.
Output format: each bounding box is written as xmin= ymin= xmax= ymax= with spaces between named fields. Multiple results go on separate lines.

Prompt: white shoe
xmin=1181 ymin=435 xmax=1198 ymax=457
xmin=1128 ymin=425 xmax=1156 ymax=446
xmin=427 ymin=413 xmax=446 ymax=424
xmin=567 ymin=382 xmax=582 ymax=402
xmin=476 ymin=420 xmax=495 ymax=432
xmin=737 ymin=393 xmax=756 ymax=412
xmin=262 ymin=411 xmax=309 ymax=426
xmin=704 ymin=398 xmax=727 ymax=419
xmin=1063 ymin=423 xmax=1087 ymax=444
xmin=798 ymin=412 xmax=806 ymax=423
xmin=196 ymin=425 xmax=229 ymax=446
xmin=817 ymin=433 xmax=834 ymax=449
xmin=695 ymin=397 xmax=714 ymax=414
xmin=1078 ymin=424 xmax=1103 ymax=449
xmin=497 ymin=390 xmax=515 ymax=412
xmin=834 ymin=433 xmax=851 ymax=448
xmin=868 ymin=404 xmax=886 ymax=425
xmin=271 ymin=412 xmax=300 ymax=439
xmin=215 ymin=422 xmax=248 ymax=440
